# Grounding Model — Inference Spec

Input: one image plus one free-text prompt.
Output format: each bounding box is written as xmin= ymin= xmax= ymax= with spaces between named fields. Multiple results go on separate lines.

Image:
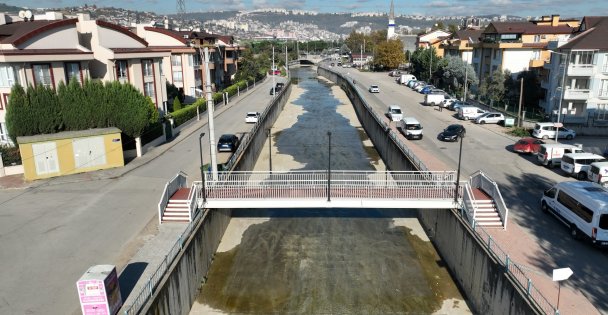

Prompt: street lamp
xmin=267 ymin=128 xmax=273 ymax=173
xmin=454 ymin=131 xmax=465 ymax=204
xmin=549 ymin=50 xmax=570 ymax=143
xmin=198 ymin=132 xmax=207 ymax=203
xmin=327 ymin=131 xmax=332 ymax=202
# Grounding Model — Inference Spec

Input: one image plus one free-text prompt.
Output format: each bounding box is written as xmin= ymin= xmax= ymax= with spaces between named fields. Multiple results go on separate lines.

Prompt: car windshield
xmin=371 ymin=85 xmax=378 ymax=88
xmin=391 ymin=108 xmax=402 ymax=114
xmin=447 ymin=125 xmax=460 ymax=131
xmin=247 ymin=113 xmax=257 ymax=117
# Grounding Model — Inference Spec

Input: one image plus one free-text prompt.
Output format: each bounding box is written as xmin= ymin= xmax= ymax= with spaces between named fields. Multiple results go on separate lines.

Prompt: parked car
xmin=407 ymin=80 xmax=419 ymax=88
xmin=369 ymin=85 xmax=380 ymax=93
xmin=532 ymin=122 xmax=576 ymax=140
xmin=424 ymin=93 xmax=445 ymax=106
xmin=245 ymin=112 xmax=260 ymax=123
xmin=513 ymin=137 xmax=545 ymax=154
xmin=458 ymin=106 xmax=487 ymax=120
xmin=411 ymin=81 xmax=426 ymax=89
xmin=438 ymin=124 xmax=466 ymax=142
xmin=588 ymin=161 xmax=608 ymax=187
xmin=415 ymin=84 xmax=431 ymax=92
xmin=536 ymin=143 xmax=584 ymax=168
xmin=449 ymin=101 xmax=472 ymax=111
xmin=442 ymin=96 xmax=458 ymax=108
xmin=475 ymin=112 xmax=505 ymax=124
xmin=217 ymin=134 xmax=239 ymax=152
xmin=561 ymin=152 xmax=607 ymax=180
xmin=419 ymin=85 xmax=436 ymax=94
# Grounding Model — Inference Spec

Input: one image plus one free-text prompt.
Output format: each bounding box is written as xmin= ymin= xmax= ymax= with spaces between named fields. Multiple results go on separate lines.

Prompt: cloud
xmin=424 ymin=1 xmax=451 ymax=8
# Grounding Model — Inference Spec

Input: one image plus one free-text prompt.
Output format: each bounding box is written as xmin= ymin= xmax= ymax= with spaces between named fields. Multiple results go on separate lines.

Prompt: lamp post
xmin=429 ymin=47 xmax=433 ymax=82
xmin=454 ymin=131 xmax=465 ymax=204
xmin=272 ymin=45 xmax=276 ymax=97
xmin=198 ymin=132 xmax=207 ymax=203
xmin=553 ymin=267 xmax=573 ymax=312
xmin=267 ymin=128 xmax=273 ymax=173
xmin=549 ymin=50 xmax=570 ymax=143
xmin=327 ymin=131 xmax=332 ymax=202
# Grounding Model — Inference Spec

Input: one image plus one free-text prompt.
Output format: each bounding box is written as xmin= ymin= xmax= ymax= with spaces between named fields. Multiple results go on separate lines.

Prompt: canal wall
xmin=317 ymin=66 xmax=540 ymax=315
xmin=141 ymin=81 xmax=292 ymax=315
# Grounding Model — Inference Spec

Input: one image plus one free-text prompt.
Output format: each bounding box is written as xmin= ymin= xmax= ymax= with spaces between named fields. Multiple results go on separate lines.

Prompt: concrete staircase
xmin=471 ymin=199 xmax=503 ymax=227
xmin=162 ymin=188 xmax=191 ymax=222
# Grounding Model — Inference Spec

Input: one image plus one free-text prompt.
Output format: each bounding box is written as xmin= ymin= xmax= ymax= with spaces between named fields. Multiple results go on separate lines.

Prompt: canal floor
xmin=190 ymin=68 xmax=472 ymax=315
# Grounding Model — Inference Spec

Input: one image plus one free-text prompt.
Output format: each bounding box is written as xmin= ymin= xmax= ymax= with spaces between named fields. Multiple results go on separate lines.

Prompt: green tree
xmin=410 ymin=47 xmax=438 ymax=81
xmin=5 ymin=84 xmax=30 ymax=143
xmin=28 ymin=84 xmax=62 ymax=135
xmin=517 ymin=70 xmax=543 ymax=112
xmin=448 ymin=24 xmax=459 ymax=34
xmin=479 ymin=70 xmax=507 ymax=105
xmin=83 ymin=79 xmax=108 ymax=128
xmin=438 ymin=55 xmax=478 ymax=97
xmin=172 ymin=96 xmax=182 ymax=111
xmin=111 ymin=82 xmax=150 ymax=138
xmin=234 ymin=47 xmax=261 ymax=82
xmin=58 ymin=78 xmax=90 ymax=131
xmin=373 ymin=39 xmax=405 ymax=70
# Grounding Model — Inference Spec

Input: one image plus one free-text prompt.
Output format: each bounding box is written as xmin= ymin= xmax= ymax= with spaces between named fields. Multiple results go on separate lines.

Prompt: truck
xmin=398 ymin=74 xmax=416 ymax=85
xmin=424 ymin=93 xmax=445 ymax=106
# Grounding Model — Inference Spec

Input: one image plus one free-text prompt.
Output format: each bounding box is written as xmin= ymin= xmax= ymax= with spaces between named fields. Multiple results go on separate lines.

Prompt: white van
xmin=536 ymin=143 xmax=584 ymax=168
xmin=458 ymin=106 xmax=486 ymax=120
xmin=398 ymin=74 xmax=416 ymax=85
xmin=541 ymin=181 xmax=608 ymax=246
xmin=398 ymin=117 xmax=423 ymax=140
xmin=424 ymin=93 xmax=445 ymax=106
xmin=588 ymin=161 xmax=608 ymax=187
xmin=387 ymin=105 xmax=403 ymax=121
xmin=561 ymin=153 xmax=606 ymax=180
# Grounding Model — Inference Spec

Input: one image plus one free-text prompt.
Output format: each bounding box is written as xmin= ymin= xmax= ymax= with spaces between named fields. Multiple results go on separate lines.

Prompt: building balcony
xmin=563 ymin=89 xmax=591 ymax=100
xmin=598 ymin=92 xmax=608 ymax=100
xmin=529 ymin=59 xmax=545 ymax=68
xmin=567 ymin=65 xmax=594 ymax=77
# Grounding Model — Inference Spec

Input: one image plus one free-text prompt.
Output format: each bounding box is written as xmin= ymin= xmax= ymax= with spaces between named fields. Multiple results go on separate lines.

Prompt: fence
xmin=121 ymin=209 xmax=204 ymax=315
xmin=457 ymin=204 xmax=558 ymax=315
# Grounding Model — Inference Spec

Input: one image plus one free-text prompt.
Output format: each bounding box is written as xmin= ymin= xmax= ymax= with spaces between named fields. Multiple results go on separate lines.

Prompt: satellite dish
xmin=18 ymin=10 xmax=25 ymax=18
xmin=25 ymin=10 xmax=32 ymax=19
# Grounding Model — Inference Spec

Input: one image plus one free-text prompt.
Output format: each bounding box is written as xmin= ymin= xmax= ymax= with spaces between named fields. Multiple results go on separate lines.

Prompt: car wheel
xmin=480 ymin=120 xmax=486 ymax=124
xmin=541 ymin=201 xmax=549 ymax=214
xmin=570 ymin=224 xmax=581 ymax=240
xmin=542 ymin=135 xmax=548 ymax=140
xmin=548 ymin=161 xmax=555 ymax=168
xmin=577 ymin=172 xmax=587 ymax=180
xmin=566 ymin=134 xmax=574 ymax=140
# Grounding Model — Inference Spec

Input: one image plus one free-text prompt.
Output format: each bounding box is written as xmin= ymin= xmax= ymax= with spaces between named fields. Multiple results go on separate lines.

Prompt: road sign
xmin=552 ymin=267 xmax=573 ymax=281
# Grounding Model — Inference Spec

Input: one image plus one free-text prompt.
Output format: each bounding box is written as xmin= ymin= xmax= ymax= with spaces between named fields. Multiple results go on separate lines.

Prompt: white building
xmin=541 ymin=16 xmax=608 ymax=132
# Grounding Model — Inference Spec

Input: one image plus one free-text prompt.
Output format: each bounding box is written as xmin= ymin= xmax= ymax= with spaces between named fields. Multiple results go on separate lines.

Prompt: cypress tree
xmin=5 ymin=83 xmax=30 ymax=143
xmin=59 ymin=78 xmax=89 ymax=131
xmin=172 ymin=96 xmax=182 ymax=111
xmin=28 ymin=84 xmax=62 ymax=134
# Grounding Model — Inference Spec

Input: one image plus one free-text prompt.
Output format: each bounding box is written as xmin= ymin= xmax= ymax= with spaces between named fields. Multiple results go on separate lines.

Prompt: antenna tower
xmin=177 ymin=0 xmax=186 ymax=21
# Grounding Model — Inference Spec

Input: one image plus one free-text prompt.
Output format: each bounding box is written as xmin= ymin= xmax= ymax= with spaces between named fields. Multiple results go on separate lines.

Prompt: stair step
xmin=163 ymin=212 xmax=189 ymax=217
xmin=168 ymin=200 xmax=189 ymax=205
xmin=475 ymin=212 xmax=500 ymax=217
xmin=165 ymin=205 xmax=189 ymax=210
xmin=477 ymin=221 xmax=504 ymax=226
xmin=475 ymin=217 xmax=502 ymax=221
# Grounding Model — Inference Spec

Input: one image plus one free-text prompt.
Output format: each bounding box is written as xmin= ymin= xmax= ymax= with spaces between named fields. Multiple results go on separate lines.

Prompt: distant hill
xmin=0 ymin=2 xmax=24 ymax=13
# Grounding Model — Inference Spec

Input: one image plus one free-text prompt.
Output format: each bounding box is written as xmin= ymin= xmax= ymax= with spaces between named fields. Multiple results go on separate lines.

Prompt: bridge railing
xmin=200 ymin=170 xmax=459 ymax=200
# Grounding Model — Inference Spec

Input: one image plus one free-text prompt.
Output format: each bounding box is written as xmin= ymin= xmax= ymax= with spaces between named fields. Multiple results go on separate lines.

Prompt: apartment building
xmin=189 ymin=31 xmax=242 ymax=91
xmin=0 ymin=12 xmax=95 ymax=145
xmin=415 ymin=29 xmax=451 ymax=57
xmin=441 ymin=28 xmax=483 ymax=64
xmin=470 ymin=15 xmax=579 ymax=81
xmin=76 ymin=14 xmax=170 ymax=114
xmin=541 ymin=16 xmax=608 ymax=130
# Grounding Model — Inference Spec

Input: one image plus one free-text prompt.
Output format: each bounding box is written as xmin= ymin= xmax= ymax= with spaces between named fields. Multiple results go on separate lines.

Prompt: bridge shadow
xmin=118 ymin=262 xmax=148 ymax=300
xmin=231 ymin=208 xmax=419 ymax=218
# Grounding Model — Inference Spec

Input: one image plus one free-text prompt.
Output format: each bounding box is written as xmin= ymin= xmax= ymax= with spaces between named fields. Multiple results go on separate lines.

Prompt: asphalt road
xmin=332 ymin=65 xmax=608 ymax=314
xmin=0 ymin=77 xmax=280 ymax=315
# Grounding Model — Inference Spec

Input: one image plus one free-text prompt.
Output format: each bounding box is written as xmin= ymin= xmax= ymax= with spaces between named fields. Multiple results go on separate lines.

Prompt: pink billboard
xmin=76 ymin=265 xmax=122 ymax=315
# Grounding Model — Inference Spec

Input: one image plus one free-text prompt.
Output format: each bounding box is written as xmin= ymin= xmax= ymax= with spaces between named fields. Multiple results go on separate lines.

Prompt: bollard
xmin=237 ymin=86 xmax=240 ymax=96
xmin=526 ymin=279 xmax=532 ymax=296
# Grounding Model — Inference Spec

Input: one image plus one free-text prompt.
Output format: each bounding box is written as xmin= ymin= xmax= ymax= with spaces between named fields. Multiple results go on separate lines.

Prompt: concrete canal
xmin=189 ymin=67 xmax=472 ymax=315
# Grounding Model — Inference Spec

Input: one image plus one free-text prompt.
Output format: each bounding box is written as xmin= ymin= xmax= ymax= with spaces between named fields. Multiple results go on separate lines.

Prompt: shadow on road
xmin=119 ymin=262 xmax=148 ymax=300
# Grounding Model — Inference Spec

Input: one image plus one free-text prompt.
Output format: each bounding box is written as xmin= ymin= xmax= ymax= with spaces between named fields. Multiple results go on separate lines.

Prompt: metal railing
xmin=464 ymin=213 xmax=558 ymax=315
xmin=122 ymin=209 xmax=204 ymax=315
xmin=157 ymin=171 xmax=188 ymax=225
xmin=469 ymin=170 xmax=509 ymax=229
xmin=200 ymin=170 xmax=458 ymax=200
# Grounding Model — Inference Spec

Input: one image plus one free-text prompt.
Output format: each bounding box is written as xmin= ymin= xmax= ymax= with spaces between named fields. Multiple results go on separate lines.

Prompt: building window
xmin=574 ymin=51 xmax=594 ymax=66
xmin=142 ymin=59 xmax=153 ymax=77
xmin=116 ymin=60 xmax=128 ymax=81
xmin=65 ymin=62 xmax=81 ymax=84
xmin=193 ymin=53 xmax=201 ymax=66
xmin=600 ymin=80 xmax=608 ymax=97
xmin=173 ymin=71 xmax=183 ymax=83
xmin=0 ymin=122 xmax=9 ymax=144
xmin=532 ymin=50 xmax=540 ymax=60
xmin=188 ymin=55 xmax=193 ymax=67
xmin=603 ymin=54 xmax=608 ymax=73
xmin=573 ymin=78 xmax=589 ymax=90
xmin=159 ymin=59 xmax=164 ymax=76
xmin=33 ymin=64 xmax=53 ymax=87
xmin=0 ymin=65 xmax=18 ymax=87
xmin=597 ymin=104 xmax=608 ymax=121
xmin=171 ymin=55 xmax=182 ymax=67
xmin=144 ymin=82 xmax=155 ymax=98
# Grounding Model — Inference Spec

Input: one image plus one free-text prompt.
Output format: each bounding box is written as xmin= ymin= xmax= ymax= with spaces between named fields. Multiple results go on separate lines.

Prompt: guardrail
xmin=469 ymin=170 xmax=509 ymax=229
xmin=157 ymin=171 xmax=188 ymax=225
xmin=122 ymin=209 xmax=203 ymax=315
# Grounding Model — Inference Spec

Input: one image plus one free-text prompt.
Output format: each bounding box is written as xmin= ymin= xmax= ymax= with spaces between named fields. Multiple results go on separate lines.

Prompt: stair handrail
xmin=186 ymin=182 xmax=200 ymax=222
xmin=158 ymin=171 xmax=188 ymax=224
xmin=469 ymin=170 xmax=508 ymax=230
xmin=462 ymin=182 xmax=478 ymax=225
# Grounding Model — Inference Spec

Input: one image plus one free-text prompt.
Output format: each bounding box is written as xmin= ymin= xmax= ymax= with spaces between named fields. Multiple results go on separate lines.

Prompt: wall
xmin=141 ymin=208 xmax=231 ymax=315
xmin=318 ymin=66 xmax=541 ymax=315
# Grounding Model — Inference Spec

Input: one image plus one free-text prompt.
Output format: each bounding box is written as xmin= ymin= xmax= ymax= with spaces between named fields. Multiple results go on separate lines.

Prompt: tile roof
xmin=561 ymin=16 xmax=608 ymax=50
xmin=486 ymin=21 xmax=575 ymax=35
xmin=0 ymin=48 xmax=93 ymax=55
xmin=0 ymin=18 xmax=78 ymax=46
xmin=144 ymin=27 xmax=189 ymax=44
xmin=110 ymin=47 xmax=170 ymax=53
xmin=455 ymin=29 xmax=483 ymax=42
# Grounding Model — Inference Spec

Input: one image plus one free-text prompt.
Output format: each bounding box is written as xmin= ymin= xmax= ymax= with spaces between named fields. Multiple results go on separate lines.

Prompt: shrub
xmin=172 ymin=96 xmax=182 ymax=111
xmin=0 ymin=145 xmax=21 ymax=165
xmin=507 ymin=127 xmax=532 ymax=137
xmin=171 ymin=99 xmax=208 ymax=127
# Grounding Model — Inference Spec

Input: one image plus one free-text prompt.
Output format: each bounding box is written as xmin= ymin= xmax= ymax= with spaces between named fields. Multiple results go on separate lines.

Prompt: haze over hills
xmin=1 ymin=2 xmax=533 ymax=41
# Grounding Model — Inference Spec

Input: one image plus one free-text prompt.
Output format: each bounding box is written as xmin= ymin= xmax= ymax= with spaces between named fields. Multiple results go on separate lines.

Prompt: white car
xmin=369 ymin=85 xmax=380 ymax=93
xmin=475 ymin=112 xmax=505 ymax=124
xmin=532 ymin=122 xmax=576 ymax=140
xmin=245 ymin=112 xmax=260 ymax=123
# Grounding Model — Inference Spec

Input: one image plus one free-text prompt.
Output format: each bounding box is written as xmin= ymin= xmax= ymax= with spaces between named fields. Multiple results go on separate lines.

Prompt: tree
xmin=373 ymin=39 xmax=405 ymax=70
xmin=27 ymin=84 xmax=62 ymax=135
xmin=517 ymin=70 xmax=543 ymax=112
xmin=479 ymin=70 xmax=507 ymax=105
xmin=172 ymin=96 xmax=182 ymax=111
xmin=58 ymin=78 xmax=90 ymax=131
xmin=448 ymin=24 xmax=459 ymax=34
xmin=438 ymin=55 xmax=478 ymax=97
xmin=410 ymin=47 xmax=438 ymax=81
xmin=5 ymin=84 xmax=30 ymax=143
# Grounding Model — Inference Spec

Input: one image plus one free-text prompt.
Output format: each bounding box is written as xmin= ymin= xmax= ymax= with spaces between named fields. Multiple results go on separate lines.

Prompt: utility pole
xmin=272 ymin=46 xmax=276 ymax=96
xmin=204 ymin=47 xmax=218 ymax=180
xmin=285 ymin=45 xmax=288 ymax=78
xmin=463 ymin=65 xmax=468 ymax=102
xmin=360 ymin=44 xmax=363 ymax=69
xmin=429 ymin=47 xmax=433 ymax=82
xmin=518 ymin=77 xmax=524 ymax=127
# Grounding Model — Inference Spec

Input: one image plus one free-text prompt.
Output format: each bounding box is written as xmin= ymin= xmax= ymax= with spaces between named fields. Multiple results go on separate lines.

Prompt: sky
xmin=6 ymin=0 xmax=608 ymax=17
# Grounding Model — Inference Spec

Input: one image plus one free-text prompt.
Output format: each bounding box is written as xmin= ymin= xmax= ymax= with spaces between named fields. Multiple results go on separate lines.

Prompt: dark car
xmin=275 ymin=82 xmax=285 ymax=91
xmin=217 ymin=134 xmax=239 ymax=152
xmin=439 ymin=124 xmax=466 ymax=142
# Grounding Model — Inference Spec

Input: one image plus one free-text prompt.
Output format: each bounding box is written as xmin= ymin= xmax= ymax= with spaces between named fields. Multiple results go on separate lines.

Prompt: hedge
xmin=0 ymin=145 xmax=21 ymax=165
xmin=172 ymin=99 xmax=208 ymax=127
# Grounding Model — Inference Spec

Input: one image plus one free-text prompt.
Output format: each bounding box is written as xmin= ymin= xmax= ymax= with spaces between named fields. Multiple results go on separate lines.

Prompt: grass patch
xmin=506 ymin=127 xmax=532 ymax=137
